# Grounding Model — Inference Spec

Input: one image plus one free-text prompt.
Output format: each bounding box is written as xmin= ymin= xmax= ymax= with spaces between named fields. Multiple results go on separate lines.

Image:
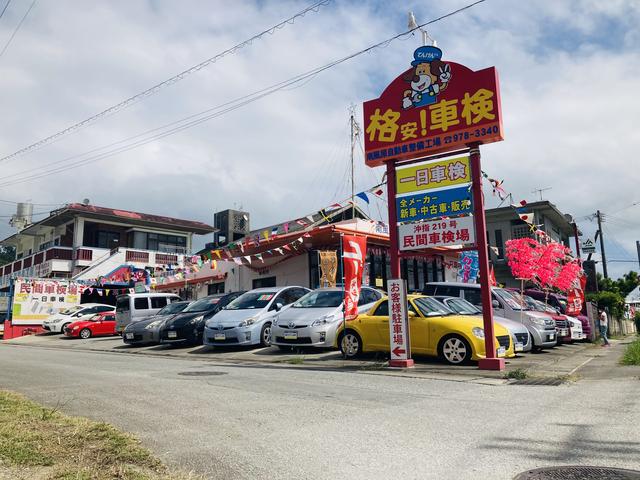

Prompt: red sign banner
xmin=363 ymin=46 xmax=503 ymax=166
xmin=342 ymin=235 xmax=367 ymax=321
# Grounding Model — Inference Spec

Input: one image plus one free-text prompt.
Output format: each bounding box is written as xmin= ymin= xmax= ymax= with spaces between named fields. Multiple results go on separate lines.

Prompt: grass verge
xmin=621 ymin=339 xmax=640 ymax=366
xmin=0 ymin=390 xmax=200 ymax=479
xmin=504 ymin=368 xmax=528 ymax=380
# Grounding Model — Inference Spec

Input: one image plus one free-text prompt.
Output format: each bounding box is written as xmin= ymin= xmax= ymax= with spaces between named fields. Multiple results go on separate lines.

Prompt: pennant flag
xmin=296 ymin=219 xmax=307 ymax=227
xmin=319 ymin=210 xmax=331 ymax=222
xmin=356 ymin=192 xmax=370 ymax=204
xmin=325 ymin=203 xmax=342 ymax=212
xmin=271 ymin=227 xmax=278 ymax=236
xmin=128 ymin=288 xmax=134 ymax=294
xmin=297 ymin=237 xmax=304 ymax=243
xmin=233 ymin=258 xmax=243 ymax=265
xmin=283 ymin=245 xmax=292 ymax=252
xmin=238 ymin=243 xmax=245 ymax=253
xmin=256 ymin=253 xmax=264 ymax=263
xmin=511 ymin=199 xmax=528 ymax=210
xmin=369 ymin=187 xmax=384 ymax=198
xmin=97 ymin=290 xmax=103 ymax=296
xmin=275 ymin=247 xmax=284 ymax=255
xmin=262 ymin=230 xmax=269 ymax=241
xmin=214 ymin=250 xmax=222 ymax=259
xmin=244 ymin=256 xmax=252 ymax=264
xmin=306 ymin=215 xmax=315 ymax=224
xmin=105 ymin=289 xmax=110 ymax=296
xmin=283 ymin=223 xmax=289 ymax=234
xmin=254 ymin=235 xmax=261 ymax=246
xmin=518 ymin=212 xmax=535 ymax=224
xmin=490 ymin=265 xmax=497 ymax=286
xmin=211 ymin=260 xmax=217 ymax=270
xmin=489 ymin=246 xmax=499 ymax=257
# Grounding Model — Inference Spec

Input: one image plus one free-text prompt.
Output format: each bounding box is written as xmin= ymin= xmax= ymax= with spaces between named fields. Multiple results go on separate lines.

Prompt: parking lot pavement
xmin=4 ymin=332 xmax=608 ymax=383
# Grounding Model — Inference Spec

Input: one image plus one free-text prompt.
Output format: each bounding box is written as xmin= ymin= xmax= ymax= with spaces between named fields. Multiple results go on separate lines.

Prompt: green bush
xmin=635 ymin=312 xmax=640 ymax=336
xmin=621 ymin=339 xmax=640 ymax=365
xmin=586 ymin=291 xmax=625 ymax=318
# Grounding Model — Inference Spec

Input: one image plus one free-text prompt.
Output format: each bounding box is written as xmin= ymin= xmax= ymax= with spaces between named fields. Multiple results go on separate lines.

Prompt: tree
xmin=0 ymin=246 xmax=15 ymax=266
xmin=586 ymin=290 xmax=625 ymax=318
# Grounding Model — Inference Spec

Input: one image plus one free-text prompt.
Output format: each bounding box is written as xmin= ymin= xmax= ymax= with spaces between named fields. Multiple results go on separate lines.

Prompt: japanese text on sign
xmin=363 ymin=45 xmax=503 ymax=167
xmin=396 ymin=156 xmax=471 ymax=194
xmin=12 ymin=279 xmax=82 ymax=325
xmin=398 ymin=215 xmax=476 ymax=251
xmin=397 ymin=185 xmax=472 ymax=222
xmin=387 ymin=279 xmax=409 ymax=362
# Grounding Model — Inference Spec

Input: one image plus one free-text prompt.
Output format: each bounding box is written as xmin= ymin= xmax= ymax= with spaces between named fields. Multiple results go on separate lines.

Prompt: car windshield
xmin=494 ymin=288 xmax=527 ymax=310
xmin=293 ymin=291 xmax=342 ymax=308
xmin=557 ymin=298 xmax=567 ymax=313
xmin=413 ymin=297 xmax=453 ymax=316
xmin=183 ymin=297 xmax=221 ymax=312
xmin=60 ymin=306 xmax=83 ymax=315
xmin=444 ymin=297 xmax=480 ymax=315
xmin=531 ymin=299 xmax=556 ymax=313
xmin=225 ymin=292 xmax=276 ymax=310
xmin=157 ymin=302 xmax=189 ymax=315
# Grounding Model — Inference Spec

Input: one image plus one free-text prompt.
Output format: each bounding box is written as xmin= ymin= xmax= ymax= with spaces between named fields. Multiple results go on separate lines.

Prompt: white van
xmin=115 ymin=293 xmax=182 ymax=333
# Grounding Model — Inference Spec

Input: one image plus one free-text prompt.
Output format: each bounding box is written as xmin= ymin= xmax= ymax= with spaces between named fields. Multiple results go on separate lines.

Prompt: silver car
xmin=271 ymin=287 xmax=383 ymax=351
xmin=203 ymin=286 xmax=310 ymax=348
xmin=433 ymin=296 xmax=532 ymax=353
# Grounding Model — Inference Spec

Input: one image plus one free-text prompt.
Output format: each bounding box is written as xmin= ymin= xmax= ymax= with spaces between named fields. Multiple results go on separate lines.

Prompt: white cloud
xmin=0 ymin=0 xmax=638 ymax=278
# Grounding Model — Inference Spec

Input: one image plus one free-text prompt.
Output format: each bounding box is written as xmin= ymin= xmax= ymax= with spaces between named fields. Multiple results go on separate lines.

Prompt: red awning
xmin=155 ymin=273 xmax=226 ymax=290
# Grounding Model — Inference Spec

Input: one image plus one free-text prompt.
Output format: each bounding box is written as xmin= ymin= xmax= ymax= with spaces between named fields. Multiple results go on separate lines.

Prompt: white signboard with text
xmin=388 ymin=279 xmax=409 ymax=363
xmin=398 ymin=215 xmax=476 ymax=251
xmin=11 ymin=278 xmax=82 ymax=325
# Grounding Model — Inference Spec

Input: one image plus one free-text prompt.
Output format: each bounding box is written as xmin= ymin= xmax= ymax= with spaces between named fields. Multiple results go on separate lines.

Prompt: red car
xmin=64 ymin=311 xmax=117 ymax=339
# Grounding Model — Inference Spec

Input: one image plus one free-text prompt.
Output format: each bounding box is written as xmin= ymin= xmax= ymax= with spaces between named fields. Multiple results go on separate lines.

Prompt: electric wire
xmin=0 ymin=0 xmax=36 ymax=58
xmin=0 ymin=0 xmax=11 ymax=20
xmin=0 ymin=0 xmax=331 ymax=164
xmin=0 ymin=0 xmax=487 ymax=188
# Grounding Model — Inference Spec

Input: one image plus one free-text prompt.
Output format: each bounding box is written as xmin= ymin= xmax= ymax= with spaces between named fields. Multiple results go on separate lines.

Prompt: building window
xmin=512 ymin=225 xmax=532 ymax=239
xmin=129 ymin=231 xmax=187 ymax=253
xmin=252 ymin=276 xmax=276 ymax=289
xmin=97 ymin=231 xmax=120 ymax=249
xmin=495 ymin=229 xmax=504 ymax=259
xmin=208 ymin=283 xmax=225 ymax=295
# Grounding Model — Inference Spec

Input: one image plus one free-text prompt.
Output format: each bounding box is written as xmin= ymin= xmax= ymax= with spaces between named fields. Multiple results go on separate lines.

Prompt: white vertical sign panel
xmin=387 ymin=279 xmax=409 ymax=362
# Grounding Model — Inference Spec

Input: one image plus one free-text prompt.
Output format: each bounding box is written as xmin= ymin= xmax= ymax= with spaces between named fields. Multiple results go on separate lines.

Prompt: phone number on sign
xmin=443 ymin=125 xmax=499 ymax=144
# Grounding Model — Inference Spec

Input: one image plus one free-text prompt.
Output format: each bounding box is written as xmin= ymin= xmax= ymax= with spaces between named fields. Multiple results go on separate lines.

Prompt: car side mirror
xmin=275 ymin=302 xmax=284 ymax=312
xmin=408 ymin=311 xmax=417 ymax=318
xmin=492 ymin=300 xmax=500 ymax=309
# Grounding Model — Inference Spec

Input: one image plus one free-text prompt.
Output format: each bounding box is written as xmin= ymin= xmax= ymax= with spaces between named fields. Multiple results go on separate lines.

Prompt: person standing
xmin=599 ymin=308 xmax=610 ymax=346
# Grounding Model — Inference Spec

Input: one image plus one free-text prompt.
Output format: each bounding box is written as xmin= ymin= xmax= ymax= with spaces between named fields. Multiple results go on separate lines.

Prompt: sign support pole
xmin=386 ymin=160 xmax=401 ymax=279
xmin=469 ymin=145 xmax=504 ymax=371
xmin=386 ymin=160 xmax=414 ymax=368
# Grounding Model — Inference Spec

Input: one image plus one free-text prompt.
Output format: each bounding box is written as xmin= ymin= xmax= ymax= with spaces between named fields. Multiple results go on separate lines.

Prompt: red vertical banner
xmin=342 ymin=235 xmax=367 ymax=320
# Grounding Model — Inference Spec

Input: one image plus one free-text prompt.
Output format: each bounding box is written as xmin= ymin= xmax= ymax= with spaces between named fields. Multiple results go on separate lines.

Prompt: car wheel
xmin=438 ymin=335 xmax=472 ymax=365
xmin=338 ymin=330 xmax=362 ymax=359
xmin=61 ymin=323 xmax=70 ymax=334
xmin=79 ymin=328 xmax=92 ymax=339
xmin=260 ymin=323 xmax=272 ymax=347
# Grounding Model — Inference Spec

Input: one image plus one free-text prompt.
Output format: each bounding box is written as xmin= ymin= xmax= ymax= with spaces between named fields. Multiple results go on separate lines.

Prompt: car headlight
xmin=72 ymin=326 xmax=79 ymax=331
xmin=472 ymin=327 xmax=485 ymax=339
xmin=239 ymin=317 xmax=257 ymax=327
xmin=145 ymin=320 xmax=162 ymax=330
xmin=189 ymin=315 xmax=204 ymax=325
xmin=312 ymin=313 xmax=337 ymax=327
xmin=530 ymin=317 xmax=546 ymax=326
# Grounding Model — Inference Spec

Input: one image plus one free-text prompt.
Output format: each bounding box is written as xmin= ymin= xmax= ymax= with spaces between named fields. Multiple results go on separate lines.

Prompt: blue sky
xmin=0 ymin=0 xmax=638 ymax=279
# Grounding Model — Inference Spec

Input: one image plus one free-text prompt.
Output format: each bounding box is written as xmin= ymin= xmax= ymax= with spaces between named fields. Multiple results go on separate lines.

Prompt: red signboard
xmin=363 ymin=46 xmax=503 ymax=167
xmin=342 ymin=235 xmax=367 ymax=321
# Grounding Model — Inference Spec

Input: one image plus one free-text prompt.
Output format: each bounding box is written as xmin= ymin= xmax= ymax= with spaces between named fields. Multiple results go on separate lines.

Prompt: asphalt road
xmin=0 ymin=343 xmax=638 ymax=480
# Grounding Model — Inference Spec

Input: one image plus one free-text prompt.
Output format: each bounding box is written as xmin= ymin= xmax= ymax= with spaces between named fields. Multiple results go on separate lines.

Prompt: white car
xmin=567 ymin=316 xmax=584 ymax=341
xmin=42 ymin=303 xmax=115 ymax=333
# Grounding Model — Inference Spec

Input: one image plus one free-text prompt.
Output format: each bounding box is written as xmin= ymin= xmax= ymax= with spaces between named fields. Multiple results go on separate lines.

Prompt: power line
xmin=0 ymin=0 xmax=36 ymax=58
xmin=0 ymin=0 xmax=331 ymax=164
xmin=0 ymin=198 xmax=66 ymax=206
xmin=0 ymin=0 xmax=487 ymax=188
xmin=0 ymin=0 xmax=12 ymax=20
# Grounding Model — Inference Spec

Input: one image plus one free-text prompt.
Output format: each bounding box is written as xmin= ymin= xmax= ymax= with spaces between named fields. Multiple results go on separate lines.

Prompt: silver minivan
xmin=115 ymin=293 xmax=182 ymax=333
xmin=424 ymin=282 xmax=557 ymax=350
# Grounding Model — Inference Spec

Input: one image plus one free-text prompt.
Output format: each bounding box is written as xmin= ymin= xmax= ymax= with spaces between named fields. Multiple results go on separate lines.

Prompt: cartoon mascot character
xmin=402 ymin=45 xmax=452 ymax=109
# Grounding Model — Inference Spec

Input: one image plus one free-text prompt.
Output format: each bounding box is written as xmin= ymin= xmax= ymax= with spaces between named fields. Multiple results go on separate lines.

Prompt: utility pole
xmin=636 ymin=240 xmax=640 ymax=270
xmin=349 ymin=105 xmax=356 ymax=220
xmin=596 ymin=210 xmax=608 ymax=279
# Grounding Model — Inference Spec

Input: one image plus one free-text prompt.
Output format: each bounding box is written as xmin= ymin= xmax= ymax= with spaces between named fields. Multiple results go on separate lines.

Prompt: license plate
xmin=214 ymin=333 xmax=226 ymax=341
xmin=560 ymin=329 xmax=568 ymax=336
xmin=548 ymin=334 xmax=555 ymax=341
xmin=125 ymin=333 xmax=134 ymax=340
xmin=515 ymin=342 xmax=524 ymax=352
xmin=168 ymin=331 xmax=177 ymax=338
xmin=283 ymin=331 xmax=298 ymax=340
xmin=497 ymin=346 xmax=506 ymax=357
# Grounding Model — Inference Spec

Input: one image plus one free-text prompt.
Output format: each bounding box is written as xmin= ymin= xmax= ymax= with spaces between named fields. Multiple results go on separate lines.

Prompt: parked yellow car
xmin=336 ymin=294 xmax=515 ymax=364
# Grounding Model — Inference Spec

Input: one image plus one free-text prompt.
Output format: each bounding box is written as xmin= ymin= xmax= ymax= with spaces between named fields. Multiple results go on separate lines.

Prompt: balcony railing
xmin=75 ymin=248 xmax=93 ymax=261
xmin=45 ymin=248 xmax=73 ymax=261
xmin=125 ymin=250 xmax=150 ymax=263
xmin=155 ymin=253 xmax=179 ymax=265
